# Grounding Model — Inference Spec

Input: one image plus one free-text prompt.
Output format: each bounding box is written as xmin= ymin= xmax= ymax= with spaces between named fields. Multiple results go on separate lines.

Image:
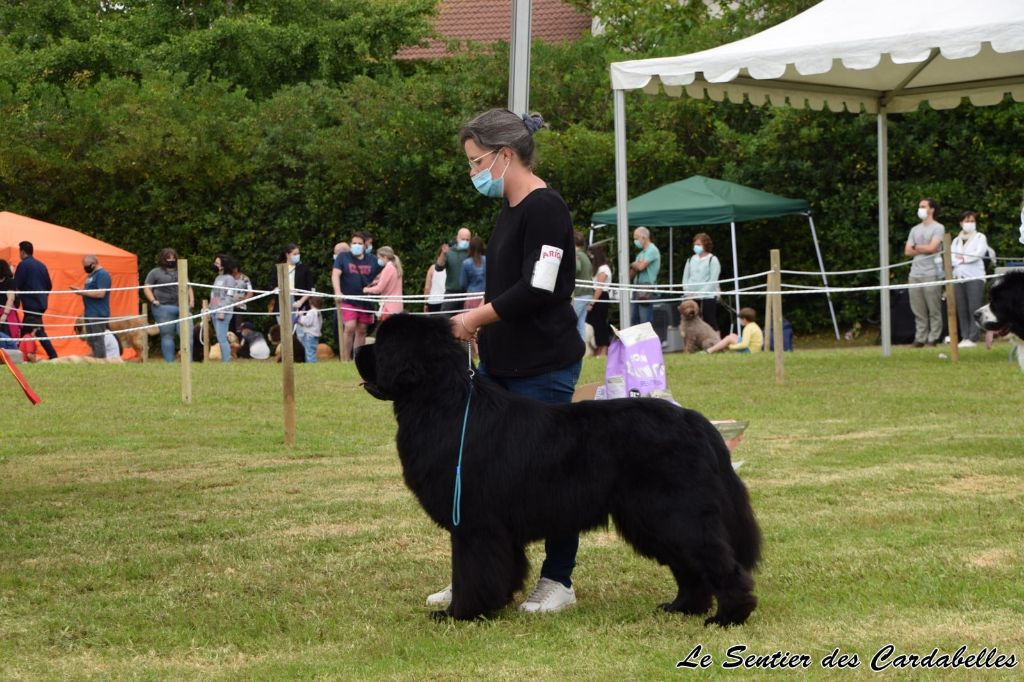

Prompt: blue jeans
xmin=212 ymin=311 xmax=233 ymax=362
xmin=631 ymin=299 xmax=654 ymax=325
xmin=152 ymin=303 xmax=188 ymax=363
xmin=572 ymin=298 xmax=589 ymax=342
xmin=479 ymin=359 xmax=582 ymax=587
xmin=298 ymin=332 xmax=318 ymax=363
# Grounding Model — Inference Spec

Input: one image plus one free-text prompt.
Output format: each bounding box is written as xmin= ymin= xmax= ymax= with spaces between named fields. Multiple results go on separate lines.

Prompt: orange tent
xmin=0 ymin=212 xmax=139 ymax=356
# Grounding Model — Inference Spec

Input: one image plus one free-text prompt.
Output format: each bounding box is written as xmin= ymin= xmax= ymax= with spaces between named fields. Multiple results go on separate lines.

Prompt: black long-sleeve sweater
xmin=479 ymin=188 xmax=585 ymax=377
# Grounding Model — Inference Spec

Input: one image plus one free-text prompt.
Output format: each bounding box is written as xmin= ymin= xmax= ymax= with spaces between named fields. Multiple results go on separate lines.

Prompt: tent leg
xmin=730 ymin=221 xmax=740 ymax=333
xmin=669 ymin=227 xmax=674 ymax=288
xmin=808 ymin=214 xmax=840 ymax=340
xmin=878 ymin=108 xmax=891 ymax=356
xmin=614 ymin=89 xmax=632 ymax=329
xmin=507 ymin=0 xmax=531 ymax=114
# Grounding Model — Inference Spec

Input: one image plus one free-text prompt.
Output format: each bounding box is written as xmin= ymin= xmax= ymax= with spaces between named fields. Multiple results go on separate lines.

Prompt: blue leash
xmin=452 ymin=341 xmax=475 ymax=527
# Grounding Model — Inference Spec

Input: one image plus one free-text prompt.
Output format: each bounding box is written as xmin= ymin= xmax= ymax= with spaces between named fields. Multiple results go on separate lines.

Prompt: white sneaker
xmin=957 ymin=339 xmax=977 ymax=348
xmin=943 ymin=335 xmax=951 ymax=344
xmin=519 ymin=577 xmax=576 ymax=613
xmin=426 ymin=584 xmax=452 ymax=607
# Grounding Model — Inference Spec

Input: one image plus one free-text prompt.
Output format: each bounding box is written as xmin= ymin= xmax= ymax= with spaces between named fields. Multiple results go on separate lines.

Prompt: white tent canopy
xmin=607 ymin=0 xmax=1024 ymax=353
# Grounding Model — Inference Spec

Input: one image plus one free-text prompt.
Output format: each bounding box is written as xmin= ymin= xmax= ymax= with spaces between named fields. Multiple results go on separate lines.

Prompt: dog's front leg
xmin=444 ymin=525 xmax=524 ymax=621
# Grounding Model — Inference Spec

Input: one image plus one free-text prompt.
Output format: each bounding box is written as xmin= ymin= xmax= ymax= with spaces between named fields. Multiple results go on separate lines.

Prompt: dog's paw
xmin=658 ymin=597 xmax=712 ymax=616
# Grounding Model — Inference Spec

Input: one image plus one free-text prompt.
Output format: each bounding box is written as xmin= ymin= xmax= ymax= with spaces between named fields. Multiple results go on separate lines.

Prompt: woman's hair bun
xmin=522 ymin=112 xmax=545 ymax=134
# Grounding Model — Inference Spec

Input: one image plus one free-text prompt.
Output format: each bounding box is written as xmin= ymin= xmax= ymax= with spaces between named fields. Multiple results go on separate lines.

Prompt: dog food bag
xmin=606 ymin=322 xmax=667 ymax=398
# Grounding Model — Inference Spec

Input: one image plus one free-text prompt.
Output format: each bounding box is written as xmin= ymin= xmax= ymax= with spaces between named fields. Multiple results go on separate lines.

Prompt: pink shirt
xmin=364 ymin=262 xmax=404 ymax=316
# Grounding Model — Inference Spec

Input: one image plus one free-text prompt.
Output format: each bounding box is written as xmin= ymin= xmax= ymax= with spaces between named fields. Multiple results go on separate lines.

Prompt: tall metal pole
xmin=878 ymin=108 xmax=892 ymax=357
xmin=730 ymin=221 xmax=741 ymax=333
xmin=508 ymin=0 xmax=532 ymax=114
xmin=807 ymin=214 xmax=840 ymax=339
xmin=613 ymin=88 xmax=631 ymax=329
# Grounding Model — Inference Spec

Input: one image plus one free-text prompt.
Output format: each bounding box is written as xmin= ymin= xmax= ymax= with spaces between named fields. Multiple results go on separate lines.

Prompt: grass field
xmin=1 ymin=345 xmax=1022 ymax=680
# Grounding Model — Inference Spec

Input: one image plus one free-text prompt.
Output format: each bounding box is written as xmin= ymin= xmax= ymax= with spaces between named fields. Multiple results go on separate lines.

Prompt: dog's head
xmin=678 ymin=299 xmax=700 ymax=321
xmin=975 ymin=272 xmax=1024 ymax=337
xmin=355 ymin=314 xmax=468 ymax=401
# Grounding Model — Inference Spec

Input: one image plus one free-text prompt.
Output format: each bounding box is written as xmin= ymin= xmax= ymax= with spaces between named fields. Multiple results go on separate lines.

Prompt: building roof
xmin=398 ymin=0 xmax=592 ymax=60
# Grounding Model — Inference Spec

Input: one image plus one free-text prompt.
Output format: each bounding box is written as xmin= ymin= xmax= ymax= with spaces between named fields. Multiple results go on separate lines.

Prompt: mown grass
xmin=1 ymin=345 xmax=1022 ymax=680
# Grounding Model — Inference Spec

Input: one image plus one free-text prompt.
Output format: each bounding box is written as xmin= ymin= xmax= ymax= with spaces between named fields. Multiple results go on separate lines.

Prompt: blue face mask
xmin=633 ymin=239 xmax=643 ymax=249
xmin=290 ymin=254 xmax=301 ymax=265
xmin=693 ymin=245 xmax=704 ymax=255
xmin=377 ymin=258 xmax=385 ymax=267
xmin=457 ymin=240 xmax=470 ymax=250
xmin=351 ymin=244 xmax=364 ymax=257
xmin=472 ymin=154 xmax=509 ymax=199
xmin=365 ymin=244 xmax=373 ymax=255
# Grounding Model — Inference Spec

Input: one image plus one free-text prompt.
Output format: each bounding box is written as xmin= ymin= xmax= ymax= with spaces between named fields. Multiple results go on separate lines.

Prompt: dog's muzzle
xmin=354 ymin=343 xmax=393 ymax=401
xmin=974 ymin=304 xmax=1006 ymax=333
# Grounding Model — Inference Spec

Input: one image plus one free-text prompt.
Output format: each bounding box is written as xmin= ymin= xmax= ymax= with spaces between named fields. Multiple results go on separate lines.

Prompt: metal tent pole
xmin=508 ymin=0 xmax=532 ymax=114
xmin=730 ymin=221 xmax=740 ymax=332
xmin=613 ymin=88 xmax=631 ymax=329
xmin=878 ymin=108 xmax=892 ymax=356
xmin=807 ymin=213 xmax=840 ymax=339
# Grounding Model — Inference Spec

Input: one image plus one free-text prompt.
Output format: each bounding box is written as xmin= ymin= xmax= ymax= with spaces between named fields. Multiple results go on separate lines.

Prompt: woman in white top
xmin=950 ymin=210 xmax=989 ymax=346
xmin=585 ymin=244 xmax=613 ymax=355
xmin=423 ymin=244 xmax=447 ymax=313
xmin=681 ymin=232 xmax=722 ymax=331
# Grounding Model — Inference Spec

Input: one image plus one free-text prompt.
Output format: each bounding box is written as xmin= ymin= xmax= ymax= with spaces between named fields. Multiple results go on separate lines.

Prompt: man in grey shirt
xmin=904 ymin=198 xmax=945 ymax=347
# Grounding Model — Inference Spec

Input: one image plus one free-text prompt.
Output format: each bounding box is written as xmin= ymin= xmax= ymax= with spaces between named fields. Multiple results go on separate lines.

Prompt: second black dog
xmin=356 ymin=314 xmax=762 ymax=626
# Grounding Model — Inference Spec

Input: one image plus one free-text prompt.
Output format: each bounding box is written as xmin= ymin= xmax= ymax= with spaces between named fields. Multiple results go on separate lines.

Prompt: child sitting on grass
xmin=707 ymin=307 xmax=763 ymax=354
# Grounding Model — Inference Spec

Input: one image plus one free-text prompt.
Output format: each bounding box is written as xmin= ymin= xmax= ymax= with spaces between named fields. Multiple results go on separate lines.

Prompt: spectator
xmin=436 ymin=227 xmax=472 ymax=313
xmin=268 ymin=243 xmax=313 ymax=317
xmin=707 ymin=307 xmax=763 ymax=354
xmin=363 ymin=246 xmax=404 ymax=321
xmin=226 ymin=259 xmax=254 ymax=337
xmin=950 ymin=210 xmax=988 ymax=347
xmin=629 ymin=227 xmax=660 ymax=325
xmin=682 ymin=232 xmax=722 ymax=331
xmin=237 ymin=320 xmax=270 ymax=360
xmin=360 ymin=231 xmax=374 ymax=257
xmin=210 ymin=254 xmax=241 ymax=363
xmin=459 ymin=237 xmax=486 ymax=310
xmin=13 ymin=241 xmax=58 ymax=359
xmin=294 ymin=296 xmax=324 ymax=363
xmin=904 ymin=198 xmax=945 ymax=347
xmin=70 ymin=254 xmax=112 ymax=359
xmin=441 ymin=108 xmax=585 ymax=614
xmin=423 ymin=244 xmax=447 ymax=313
xmin=571 ymin=231 xmax=592 ymax=340
xmin=333 ymin=242 xmax=350 ymax=258
xmin=143 ymin=248 xmax=195 ymax=363
xmin=0 ymin=259 xmax=18 ymax=345
xmin=585 ymin=244 xmax=613 ymax=356
xmin=332 ymin=232 xmax=382 ymax=360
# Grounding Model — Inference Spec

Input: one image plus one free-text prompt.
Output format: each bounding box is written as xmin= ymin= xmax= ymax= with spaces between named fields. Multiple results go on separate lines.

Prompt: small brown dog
xmin=678 ymin=299 xmax=721 ymax=353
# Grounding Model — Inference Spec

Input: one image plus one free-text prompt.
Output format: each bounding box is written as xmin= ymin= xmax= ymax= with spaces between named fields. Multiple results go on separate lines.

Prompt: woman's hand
xmin=450 ymin=313 xmax=477 ymax=341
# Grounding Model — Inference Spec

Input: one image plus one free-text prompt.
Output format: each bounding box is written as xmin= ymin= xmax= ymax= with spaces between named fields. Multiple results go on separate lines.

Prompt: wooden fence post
xmin=277 ymin=263 xmax=296 ymax=446
xmin=177 ymin=259 xmax=192 ymax=404
xmin=770 ymin=249 xmax=785 ymax=385
xmin=942 ymin=233 xmax=960 ymax=362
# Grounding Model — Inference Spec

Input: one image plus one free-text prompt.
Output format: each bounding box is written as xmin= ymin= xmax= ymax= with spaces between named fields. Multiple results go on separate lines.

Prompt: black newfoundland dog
xmin=356 ymin=314 xmax=762 ymax=626
xmin=975 ymin=271 xmax=1024 ymax=370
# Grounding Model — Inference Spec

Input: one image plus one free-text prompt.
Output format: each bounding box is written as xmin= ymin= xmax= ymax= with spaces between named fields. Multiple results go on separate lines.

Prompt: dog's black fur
xmin=975 ymin=271 xmax=1024 ymax=337
xmin=356 ymin=314 xmax=762 ymax=626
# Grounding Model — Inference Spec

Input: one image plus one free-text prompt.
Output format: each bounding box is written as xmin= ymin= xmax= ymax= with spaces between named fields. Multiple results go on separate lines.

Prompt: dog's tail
xmin=713 ymin=431 xmax=762 ymax=570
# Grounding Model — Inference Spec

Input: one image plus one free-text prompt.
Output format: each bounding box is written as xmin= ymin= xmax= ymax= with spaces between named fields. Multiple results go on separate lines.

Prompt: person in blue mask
xmin=425 ymin=108 xmax=584 ymax=617
xmin=435 ymin=226 xmax=473 ymax=314
xmin=268 ymin=243 xmax=313 ymax=324
xmin=681 ymin=232 xmax=721 ymax=331
xmin=629 ymin=227 xmax=661 ymax=325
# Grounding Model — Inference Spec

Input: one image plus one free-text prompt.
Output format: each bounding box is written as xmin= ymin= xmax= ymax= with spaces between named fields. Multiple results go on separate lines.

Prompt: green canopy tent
xmin=592 ymin=175 xmax=838 ymax=338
